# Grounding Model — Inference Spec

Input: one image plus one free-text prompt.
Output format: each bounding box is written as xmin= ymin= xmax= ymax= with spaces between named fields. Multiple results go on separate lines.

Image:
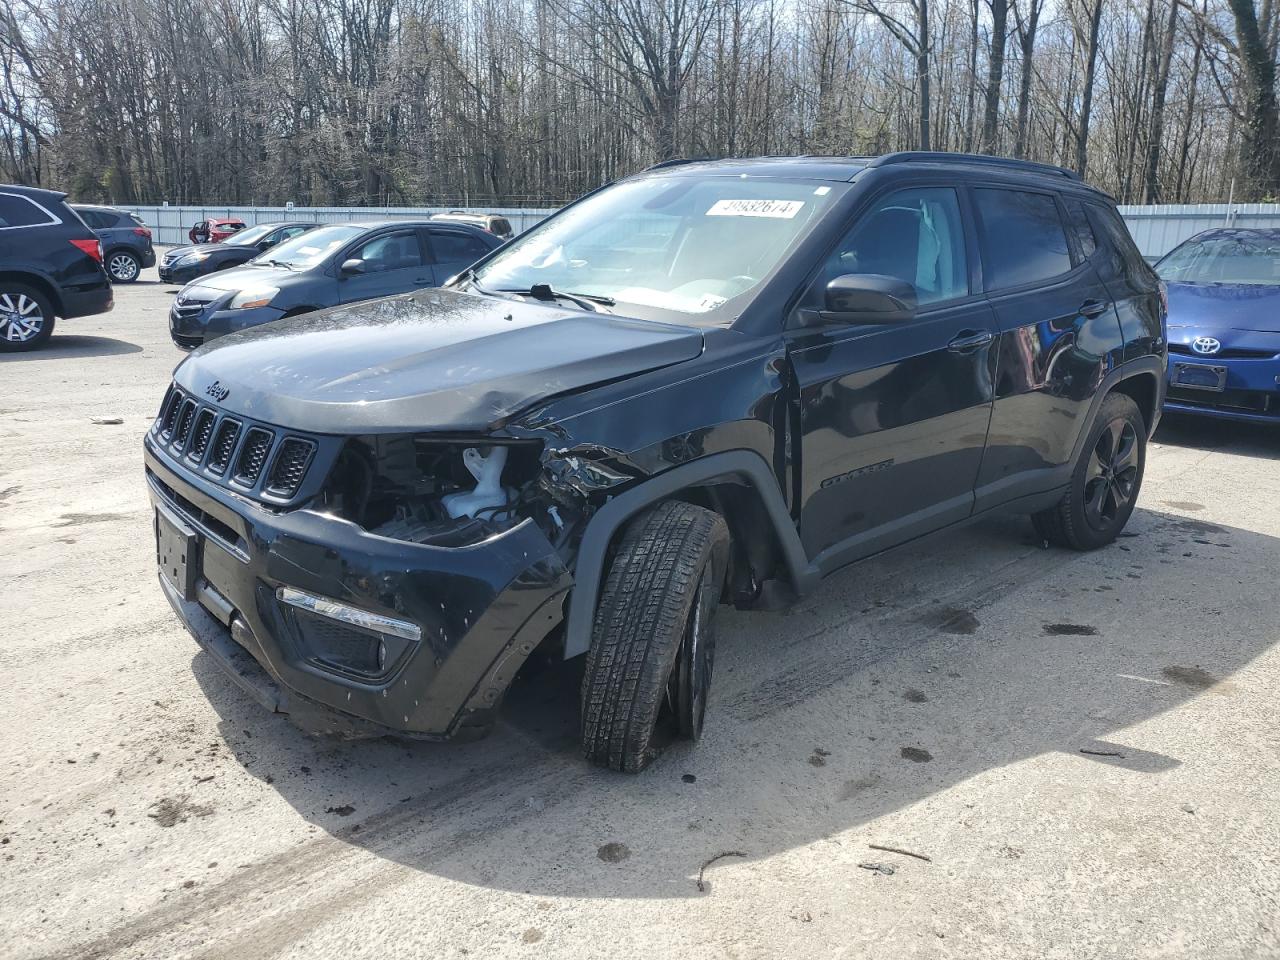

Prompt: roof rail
xmin=867 ymin=151 xmax=1081 ymax=181
xmin=644 ymin=157 xmax=713 ymax=171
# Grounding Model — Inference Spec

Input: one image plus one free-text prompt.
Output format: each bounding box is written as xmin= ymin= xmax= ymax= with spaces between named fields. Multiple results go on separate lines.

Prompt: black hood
xmin=172 ymin=288 xmax=704 ymax=433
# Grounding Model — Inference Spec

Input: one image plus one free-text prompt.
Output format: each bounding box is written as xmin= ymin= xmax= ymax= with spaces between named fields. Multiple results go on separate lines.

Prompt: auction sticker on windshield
xmin=706 ymin=199 xmax=805 ymax=219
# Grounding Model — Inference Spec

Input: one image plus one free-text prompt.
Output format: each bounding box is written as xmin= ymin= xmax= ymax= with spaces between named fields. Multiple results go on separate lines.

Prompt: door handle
xmin=1079 ymin=299 xmax=1109 ymax=318
xmin=947 ymin=329 xmax=994 ymax=352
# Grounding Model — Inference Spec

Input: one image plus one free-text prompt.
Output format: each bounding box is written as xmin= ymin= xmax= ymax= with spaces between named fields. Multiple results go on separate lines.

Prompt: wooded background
xmin=1 ymin=0 xmax=1277 ymax=206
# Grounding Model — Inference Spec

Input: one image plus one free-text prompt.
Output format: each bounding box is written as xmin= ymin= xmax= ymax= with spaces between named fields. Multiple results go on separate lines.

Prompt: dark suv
xmin=72 ymin=204 xmax=156 ymax=283
xmin=144 ymin=154 xmax=1166 ymax=772
xmin=1 ymin=185 xmax=113 ymax=351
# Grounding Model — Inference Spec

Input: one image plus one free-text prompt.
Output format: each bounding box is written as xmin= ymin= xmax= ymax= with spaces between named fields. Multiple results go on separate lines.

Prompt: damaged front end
xmin=144 ymin=395 xmax=648 ymax=741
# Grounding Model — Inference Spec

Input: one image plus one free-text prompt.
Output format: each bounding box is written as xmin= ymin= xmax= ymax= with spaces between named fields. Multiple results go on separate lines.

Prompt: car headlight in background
xmin=180 ymin=251 xmax=212 ymax=263
xmin=229 ymin=287 xmax=280 ymax=310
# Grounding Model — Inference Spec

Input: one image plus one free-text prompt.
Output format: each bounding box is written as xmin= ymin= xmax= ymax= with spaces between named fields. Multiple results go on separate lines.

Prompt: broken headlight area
xmin=316 ymin=435 xmax=546 ymax=545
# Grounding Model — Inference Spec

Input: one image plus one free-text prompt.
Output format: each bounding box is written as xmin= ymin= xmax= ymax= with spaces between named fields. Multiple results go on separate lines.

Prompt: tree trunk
xmin=918 ymin=0 xmax=932 ymax=150
xmin=981 ymin=0 xmax=1009 ymax=152
xmin=1076 ymin=0 xmax=1103 ymax=176
xmin=1143 ymin=0 xmax=1179 ymax=201
xmin=1013 ymin=0 xmax=1043 ymax=158
xmin=1227 ymin=0 xmax=1280 ymax=194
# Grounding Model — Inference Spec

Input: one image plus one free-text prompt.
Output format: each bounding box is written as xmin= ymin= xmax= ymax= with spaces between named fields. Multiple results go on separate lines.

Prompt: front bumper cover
xmin=145 ymin=435 xmax=571 ymax=739
xmin=1164 ymin=353 xmax=1280 ymax=423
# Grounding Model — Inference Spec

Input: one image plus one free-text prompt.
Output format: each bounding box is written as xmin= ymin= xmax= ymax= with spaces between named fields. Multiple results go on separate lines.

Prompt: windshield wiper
xmin=457 ymin=271 xmax=614 ymax=313
xmin=264 ymin=259 xmax=293 ymax=270
xmin=499 ymin=283 xmax=615 ymax=312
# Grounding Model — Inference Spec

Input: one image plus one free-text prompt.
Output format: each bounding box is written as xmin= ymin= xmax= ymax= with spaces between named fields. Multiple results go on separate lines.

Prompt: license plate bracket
xmin=156 ymin=504 xmax=199 ymax=601
xmin=1172 ymin=362 xmax=1227 ymax=392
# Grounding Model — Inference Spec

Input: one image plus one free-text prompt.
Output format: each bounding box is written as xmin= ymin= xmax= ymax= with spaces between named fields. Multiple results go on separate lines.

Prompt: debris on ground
xmin=325 ymin=805 xmax=355 ymax=817
xmin=857 ymin=862 xmax=895 ymax=876
xmin=696 ymin=850 xmax=746 ymax=891
xmin=868 ymin=843 xmax=932 ymax=863
xmin=1079 ymin=748 xmax=1125 ymax=758
xmin=90 ymin=417 xmax=124 ymax=425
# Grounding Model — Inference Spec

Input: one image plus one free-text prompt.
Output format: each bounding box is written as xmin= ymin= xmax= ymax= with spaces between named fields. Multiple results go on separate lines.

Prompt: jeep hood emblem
xmin=205 ymin=380 xmax=230 ymax=402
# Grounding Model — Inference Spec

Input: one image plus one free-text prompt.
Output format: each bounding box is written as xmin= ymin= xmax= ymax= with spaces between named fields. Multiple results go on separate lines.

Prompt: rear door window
xmin=1087 ymin=202 xmax=1155 ymax=286
xmin=0 ymin=193 xmax=59 ymax=229
xmin=351 ymin=231 xmax=424 ymax=271
xmin=428 ymin=230 xmax=492 ymax=264
xmin=975 ymin=188 xmax=1072 ymax=290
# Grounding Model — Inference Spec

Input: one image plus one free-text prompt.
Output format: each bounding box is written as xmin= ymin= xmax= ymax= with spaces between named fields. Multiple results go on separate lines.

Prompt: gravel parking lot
xmin=2 ymin=273 xmax=1278 ymax=960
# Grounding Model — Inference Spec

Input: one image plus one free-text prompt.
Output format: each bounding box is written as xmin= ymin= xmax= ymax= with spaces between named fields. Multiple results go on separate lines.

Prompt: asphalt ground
xmin=2 ymin=273 xmax=1277 ymax=959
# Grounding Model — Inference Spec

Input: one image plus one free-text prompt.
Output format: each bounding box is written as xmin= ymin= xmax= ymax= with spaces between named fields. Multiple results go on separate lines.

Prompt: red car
xmin=188 ymin=218 xmax=247 ymax=244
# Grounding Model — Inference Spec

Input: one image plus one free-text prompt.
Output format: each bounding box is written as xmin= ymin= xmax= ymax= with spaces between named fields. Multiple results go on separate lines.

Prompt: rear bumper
xmin=140 ymin=247 xmax=157 ymax=269
xmin=144 ymin=435 xmax=570 ymax=738
xmin=59 ymin=279 xmax=113 ymax=319
xmin=1164 ymin=354 xmax=1280 ymax=423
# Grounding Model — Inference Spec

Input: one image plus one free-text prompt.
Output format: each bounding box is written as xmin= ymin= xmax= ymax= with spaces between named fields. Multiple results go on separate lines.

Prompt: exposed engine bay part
xmin=443 ymin=446 xmax=514 ymax=519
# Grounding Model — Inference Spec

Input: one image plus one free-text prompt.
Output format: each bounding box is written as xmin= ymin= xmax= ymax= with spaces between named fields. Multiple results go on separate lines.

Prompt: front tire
xmin=1032 ymin=392 xmax=1146 ymax=550
xmin=106 ymin=250 xmax=141 ymax=283
xmin=581 ymin=501 xmax=730 ymax=773
xmin=0 ymin=284 xmax=55 ymax=351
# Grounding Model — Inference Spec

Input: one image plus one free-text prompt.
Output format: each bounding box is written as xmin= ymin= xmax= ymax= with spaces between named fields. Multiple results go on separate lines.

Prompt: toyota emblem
xmin=1191 ymin=336 xmax=1222 ymax=355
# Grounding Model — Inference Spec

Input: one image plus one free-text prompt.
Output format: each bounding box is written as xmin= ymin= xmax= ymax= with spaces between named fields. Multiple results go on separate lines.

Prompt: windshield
xmin=250 ymin=224 xmax=365 ymax=269
xmin=1158 ymin=232 xmax=1280 ymax=286
xmin=469 ymin=176 xmax=845 ymax=324
xmin=224 ymin=223 xmax=275 ymax=247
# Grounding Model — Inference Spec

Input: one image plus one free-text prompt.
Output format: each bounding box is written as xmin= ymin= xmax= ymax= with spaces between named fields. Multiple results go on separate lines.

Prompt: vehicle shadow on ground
xmin=1155 ymin=413 xmax=1280 ymax=460
xmin=0 ymin=335 xmax=143 ymax=362
xmin=192 ymin=505 xmax=1276 ymax=900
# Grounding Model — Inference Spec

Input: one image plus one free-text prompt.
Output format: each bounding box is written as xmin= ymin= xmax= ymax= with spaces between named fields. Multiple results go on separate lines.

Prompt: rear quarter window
xmin=0 ymin=193 xmax=59 ymax=229
xmin=975 ymin=188 xmax=1072 ymax=290
xmin=1062 ymin=197 xmax=1098 ymax=262
xmin=1087 ymin=202 xmax=1156 ymax=287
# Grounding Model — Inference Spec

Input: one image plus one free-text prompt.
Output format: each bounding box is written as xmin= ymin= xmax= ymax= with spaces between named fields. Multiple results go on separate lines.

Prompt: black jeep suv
xmin=144 ymin=154 xmax=1166 ymax=772
xmin=1 ymin=185 xmax=114 ymax=351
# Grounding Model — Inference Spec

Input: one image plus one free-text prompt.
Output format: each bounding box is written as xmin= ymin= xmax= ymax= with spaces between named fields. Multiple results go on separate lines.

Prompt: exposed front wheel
xmin=107 ymin=250 xmax=141 ymax=283
xmin=581 ymin=500 xmax=730 ymax=773
xmin=0 ymin=285 xmax=55 ymax=352
xmin=1032 ymin=392 xmax=1146 ymax=550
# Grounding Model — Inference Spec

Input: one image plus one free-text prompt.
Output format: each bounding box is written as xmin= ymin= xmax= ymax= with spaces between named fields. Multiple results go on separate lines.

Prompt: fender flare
xmin=1070 ymin=356 xmax=1165 ymax=468
xmin=562 ymin=450 xmax=815 ymax=658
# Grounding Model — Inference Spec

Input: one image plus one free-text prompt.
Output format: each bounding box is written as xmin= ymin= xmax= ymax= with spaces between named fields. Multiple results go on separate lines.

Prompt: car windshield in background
xmin=251 ymin=224 xmax=364 ymax=268
xmin=224 ymin=223 xmax=275 ymax=247
xmin=1158 ymin=233 xmax=1280 ymax=286
xmin=471 ymin=176 xmax=845 ymax=325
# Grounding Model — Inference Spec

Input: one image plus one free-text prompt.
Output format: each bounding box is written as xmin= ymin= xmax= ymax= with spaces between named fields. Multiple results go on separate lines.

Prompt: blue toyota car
xmin=1158 ymin=227 xmax=1280 ymax=424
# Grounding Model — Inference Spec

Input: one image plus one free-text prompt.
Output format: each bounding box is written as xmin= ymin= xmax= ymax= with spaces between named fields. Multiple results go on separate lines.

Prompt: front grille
xmin=1168 ymin=343 xmax=1278 ymax=360
xmin=173 ymin=296 xmax=212 ymax=319
xmin=207 ymin=419 xmax=241 ymax=475
xmin=1168 ymin=387 xmax=1280 ymax=415
xmin=265 ymin=438 xmax=315 ymax=498
xmin=232 ymin=428 xmax=274 ymax=486
xmin=173 ymin=333 xmax=203 ymax=350
xmin=149 ymin=383 xmax=323 ymax=503
xmin=186 ymin=408 xmax=217 ymax=463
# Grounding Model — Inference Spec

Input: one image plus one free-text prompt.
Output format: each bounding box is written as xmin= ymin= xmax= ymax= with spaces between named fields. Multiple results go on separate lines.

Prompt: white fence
xmin=124 ymin=201 xmax=1280 ymax=258
xmin=124 ymin=204 xmax=557 ymax=246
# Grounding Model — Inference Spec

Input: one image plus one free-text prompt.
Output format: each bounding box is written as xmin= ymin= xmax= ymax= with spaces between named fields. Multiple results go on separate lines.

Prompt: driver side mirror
xmin=257 ymin=238 xmax=277 ymax=251
xmin=800 ymin=274 xmax=918 ymax=327
xmin=340 ymin=258 xmax=367 ymax=276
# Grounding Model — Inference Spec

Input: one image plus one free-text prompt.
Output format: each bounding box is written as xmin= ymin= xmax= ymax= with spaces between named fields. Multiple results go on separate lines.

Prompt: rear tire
xmin=106 ymin=250 xmax=141 ymax=283
xmin=1032 ymin=392 xmax=1146 ymax=550
xmin=0 ymin=284 xmax=55 ymax=352
xmin=581 ymin=500 xmax=730 ymax=773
